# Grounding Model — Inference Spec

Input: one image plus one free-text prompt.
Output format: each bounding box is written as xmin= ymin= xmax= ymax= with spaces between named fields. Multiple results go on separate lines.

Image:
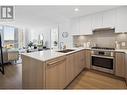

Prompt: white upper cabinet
xmin=92 ymin=12 xmax=103 ymax=30
xmin=79 ymin=15 xmax=92 ymax=35
xmin=92 ymin=9 xmax=117 ymax=30
xmin=115 ymin=6 xmax=127 ymax=33
xmin=71 ymin=6 xmax=127 ymax=35
xmin=102 ymin=9 xmax=116 ymax=28
xmin=71 ymin=18 xmax=80 ymax=35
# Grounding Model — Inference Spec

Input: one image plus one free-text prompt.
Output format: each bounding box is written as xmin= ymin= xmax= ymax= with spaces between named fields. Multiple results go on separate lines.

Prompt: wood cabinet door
xmin=80 ymin=50 xmax=85 ymax=70
xmin=22 ymin=55 xmax=45 ymax=89
xmin=58 ymin=58 xmax=66 ymax=89
xmin=125 ymin=54 xmax=127 ymax=83
xmin=46 ymin=57 xmax=66 ymax=89
xmin=74 ymin=52 xmax=81 ymax=76
xmin=66 ymin=54 xmax=75 ymax=85
xmin=46 ymin=62 xmax=59 ymax=89
xmin=85 ymin=50 xmax=91 ymax=69
xmin=115 ymin=52 xmax=125 ymax=78
xmin=74 ymin=50 xmax=85 ymax=77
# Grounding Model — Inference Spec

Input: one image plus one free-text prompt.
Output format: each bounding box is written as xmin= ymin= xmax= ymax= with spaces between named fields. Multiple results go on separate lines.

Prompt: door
xmin=115 ymin=52 xmax=125 ymax=78
xmin=71 ymin=18 xmax=80 ymax=35
xmin=74 ymin=52 xmax=81 ymax=76
xmin=80 ymin=16 xmax=92 ymax=35
xmin=92 ymin=56 xmax=114 ymax=69
xmin=92 ymin=12 xmax=103 ymax=29
xmin=46 ymin=57 xmax=66 ymax=89
xmin=74 ymin=50 xmax=85 ymax=77
xmin=85 ymin=50 xmax=91 ymax=69
xmin=125 ymin=54 xmax=127 ymax=83
xmin=66 ymin=54 xmax=75 ymax=85
xmin=80 ymin=50 xmax=85 ymax=71
xmin=115 ymin=6 xmax=127 ymax=33
xmin=103 ymin=9 xmax=116 ymax=28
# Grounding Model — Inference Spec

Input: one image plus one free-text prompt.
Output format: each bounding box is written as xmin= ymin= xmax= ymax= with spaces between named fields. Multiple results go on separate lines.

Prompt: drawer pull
xmin=47 ymin=59 xmax=65 ymax=66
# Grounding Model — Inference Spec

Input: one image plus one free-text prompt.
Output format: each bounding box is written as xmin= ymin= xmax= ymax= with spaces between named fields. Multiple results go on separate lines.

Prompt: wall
xmin=58 ymin=21 xmax=73 ymax=48
xmin=73 ymin=29 xmax=127 ymax=49
xmin=0 ymin=6 xmax=73 ymax=49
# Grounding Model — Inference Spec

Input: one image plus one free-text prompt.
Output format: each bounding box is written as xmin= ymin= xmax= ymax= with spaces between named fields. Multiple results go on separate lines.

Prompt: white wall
xmin=0 ymin=6 xmax=73 ymax=49
xmin=58 ymin=20 xmax=73 ymax=48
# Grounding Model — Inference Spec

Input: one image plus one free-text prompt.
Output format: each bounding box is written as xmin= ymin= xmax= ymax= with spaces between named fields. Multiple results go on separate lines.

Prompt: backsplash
xmin=73 ymin=29 xmax=127 ymax=49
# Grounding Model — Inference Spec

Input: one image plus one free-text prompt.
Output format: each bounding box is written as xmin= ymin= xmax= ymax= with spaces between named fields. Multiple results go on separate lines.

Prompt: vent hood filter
xmin=93 ymin=27 xmax=115 ymax=32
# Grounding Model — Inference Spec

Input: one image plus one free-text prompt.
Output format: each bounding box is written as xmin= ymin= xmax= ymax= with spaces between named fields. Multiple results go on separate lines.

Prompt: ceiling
xmin=15 ymin=6 xmax=120 ymax=27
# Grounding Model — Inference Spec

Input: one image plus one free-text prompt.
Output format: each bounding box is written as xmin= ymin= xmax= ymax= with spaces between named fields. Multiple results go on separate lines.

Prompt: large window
xmin=51 ymin=27 xmax=59 ymax=49
xmin=4 ymin=26 xmax=15 ymax=41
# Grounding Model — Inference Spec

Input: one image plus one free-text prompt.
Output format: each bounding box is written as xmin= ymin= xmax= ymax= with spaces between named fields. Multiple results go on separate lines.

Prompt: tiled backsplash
xmin=73 ymin=29 xmax=127 ymax=49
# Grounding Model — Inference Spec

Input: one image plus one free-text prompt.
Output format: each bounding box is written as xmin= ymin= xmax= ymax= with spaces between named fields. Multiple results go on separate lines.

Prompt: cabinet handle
xmin=47 ymin=59 xmax=65 ymax=66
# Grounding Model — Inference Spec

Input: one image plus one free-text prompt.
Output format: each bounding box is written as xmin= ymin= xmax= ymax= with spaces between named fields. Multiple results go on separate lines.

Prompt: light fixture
xmin=74 ymin=8 xmax=79 ymax=12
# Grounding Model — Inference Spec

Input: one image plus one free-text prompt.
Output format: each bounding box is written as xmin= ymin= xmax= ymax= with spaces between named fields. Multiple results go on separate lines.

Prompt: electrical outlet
xmin=121 ymin=42 xmax=126 ymax=47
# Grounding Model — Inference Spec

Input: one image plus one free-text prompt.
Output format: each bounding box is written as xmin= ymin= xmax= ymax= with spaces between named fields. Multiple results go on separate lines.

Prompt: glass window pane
xmin=4 ymin=26 xmax=14 ymax=40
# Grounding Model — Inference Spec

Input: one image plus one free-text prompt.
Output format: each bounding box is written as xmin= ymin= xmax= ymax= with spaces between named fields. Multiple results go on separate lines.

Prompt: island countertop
xmin=21 ymin=48 xmax=85 ymax=62
xmin=21 ymin=50 xmax=66 ymax=62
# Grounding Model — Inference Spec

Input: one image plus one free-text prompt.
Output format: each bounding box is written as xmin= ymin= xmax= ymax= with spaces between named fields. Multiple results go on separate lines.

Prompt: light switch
xmin=121 ymin=42 xmax=126 ymax=47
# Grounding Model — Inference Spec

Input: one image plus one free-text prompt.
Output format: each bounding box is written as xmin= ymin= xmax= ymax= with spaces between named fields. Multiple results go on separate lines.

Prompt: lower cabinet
xmin=66 ymin=50 xmax=85 ymax=86
xmin=74 ymin=52 xmax=81 ymax=76
xmin=85 ymin=50 xmax=91 ymax=69
xmin=45 ymin=56 xmax=66 ymax=89
xmin=66 ymin=54 xmax=75 ymax=85
xmin=74 ymin=50 xmax=85 ymax=77
xmin=22 ymin=55 xmax=45 ymax=89
xmin=125 ymin=54 xmax=127 ymax=83
xmin=46 ymin=50 xmax=86 ymax=89
xmin=115 ymin=52 xmax=125 ymax=78
xmin=79 ymin=50 xmax=86 ymax=71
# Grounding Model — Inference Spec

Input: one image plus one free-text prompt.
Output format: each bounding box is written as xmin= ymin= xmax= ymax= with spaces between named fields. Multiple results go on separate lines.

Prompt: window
xmin=4 ymin=26 xmax=15 ymax=41
xmin=0 ymin=26 xmax=3 ymax=30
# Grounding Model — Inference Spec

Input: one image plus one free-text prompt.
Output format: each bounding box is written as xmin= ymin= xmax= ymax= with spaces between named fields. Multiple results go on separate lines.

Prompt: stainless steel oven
xmin=91 ymin=49 xmax=115 ymax=74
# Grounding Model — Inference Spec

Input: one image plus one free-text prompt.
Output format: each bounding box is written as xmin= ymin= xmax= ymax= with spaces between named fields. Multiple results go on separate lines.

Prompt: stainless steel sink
xmin=57 ymin=49 xmax=75 ymax=53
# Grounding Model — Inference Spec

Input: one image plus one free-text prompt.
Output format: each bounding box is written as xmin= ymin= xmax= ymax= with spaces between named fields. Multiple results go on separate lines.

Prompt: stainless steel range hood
xmin=92 ymin=27 xmax=115 ymax=32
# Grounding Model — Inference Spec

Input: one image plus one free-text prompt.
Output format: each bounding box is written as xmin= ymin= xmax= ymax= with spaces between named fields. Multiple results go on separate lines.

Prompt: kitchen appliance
xmin=0 ymin=34 xmax=4 ymax=74
xmin=92 ymin=27 xmax=115 ymax=32
xmin=91 ymin=47 xmax=115 ymax=74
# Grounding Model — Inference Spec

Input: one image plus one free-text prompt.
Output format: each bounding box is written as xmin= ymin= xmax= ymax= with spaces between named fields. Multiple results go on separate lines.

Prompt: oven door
xmin=91 ymin=55 xmax=114 ymax=74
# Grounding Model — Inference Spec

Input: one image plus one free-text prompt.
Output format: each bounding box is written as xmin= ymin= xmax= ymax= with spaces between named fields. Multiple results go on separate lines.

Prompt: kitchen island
xmin=21 ymin=48 xmax=86 ymax=89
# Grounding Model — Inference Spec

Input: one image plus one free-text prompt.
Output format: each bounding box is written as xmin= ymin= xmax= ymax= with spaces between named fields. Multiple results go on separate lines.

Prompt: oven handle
xmin=91 ymin=55 xmax=114 ymax=59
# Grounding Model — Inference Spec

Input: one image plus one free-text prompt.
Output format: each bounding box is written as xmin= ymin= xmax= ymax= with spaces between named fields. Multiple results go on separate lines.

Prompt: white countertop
xmin=21 ymin=47 xmax=127 ymax=62
xmin=21 ymin=50 xmax=66 ymax=62
xmin=21 ymin=48 xmax=85 ymax=62
xmin=115 ymin=49 xmax=127 ymax=54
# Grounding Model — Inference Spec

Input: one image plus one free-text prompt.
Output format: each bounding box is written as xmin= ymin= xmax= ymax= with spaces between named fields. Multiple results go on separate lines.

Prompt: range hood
xmin=92 ymin=27 xmax=115 ymax=32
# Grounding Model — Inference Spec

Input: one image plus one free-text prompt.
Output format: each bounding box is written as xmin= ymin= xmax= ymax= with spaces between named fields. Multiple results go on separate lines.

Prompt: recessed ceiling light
xmin=74 ymin=8 xmax=79 ymax=12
